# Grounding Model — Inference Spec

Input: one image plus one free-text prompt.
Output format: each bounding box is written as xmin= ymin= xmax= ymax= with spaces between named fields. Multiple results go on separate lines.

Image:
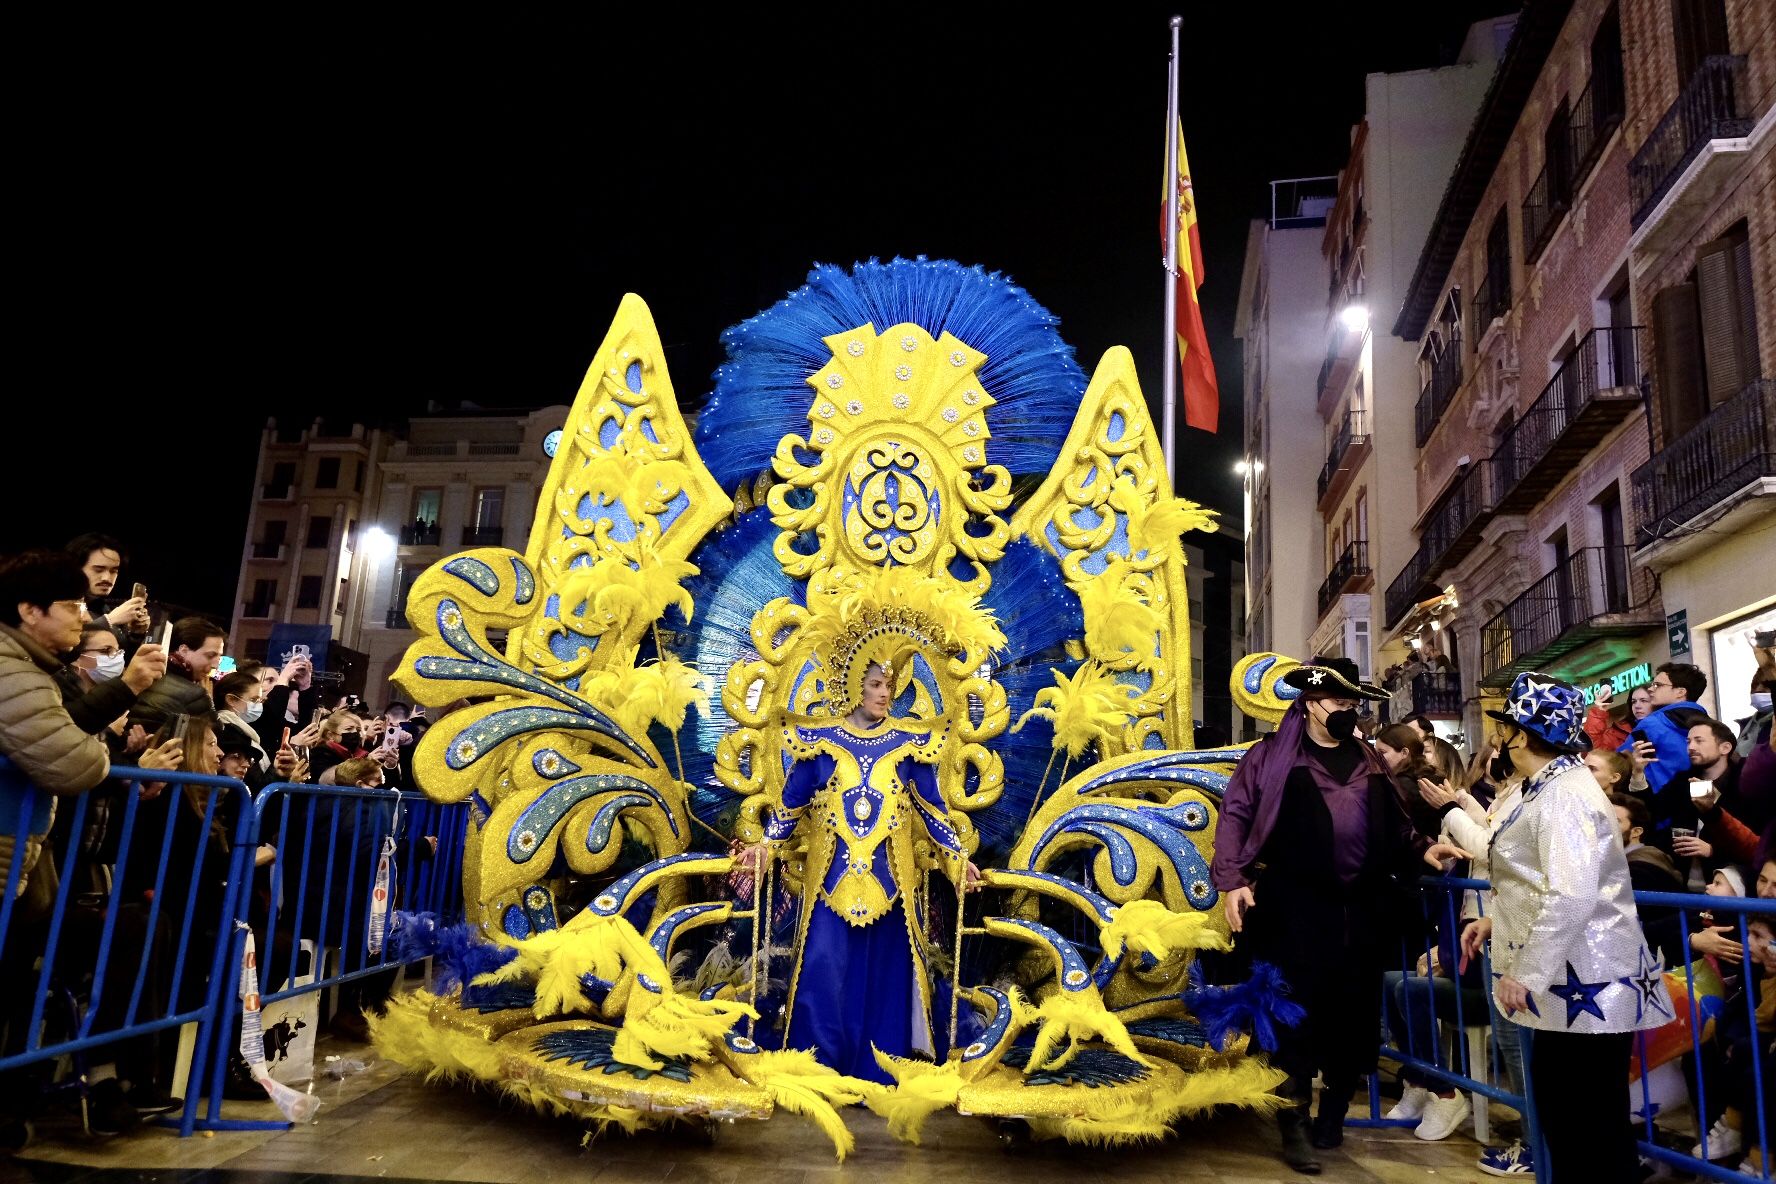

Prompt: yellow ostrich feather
xmin=475 ymin=925 xmax=629 ymax=1018
xmin=1106 ymin=475 xmax=1217 ymax=561
xmin=614 ymin=989 xmax=757 ymax=1070
xmin=580 ymin=433 xmax=693 ymax=523
xmin=733 ymin=1049 xmax=876 ymax=1161
xmin=1097 ymin=899 xmax=1230 ymax=963
xmin=1026 ymin=985 xmax=1151 ymax=1073
xmin=556 ymin=547 xmax=698 ymax=639
xmin=622 ymin=655 xmax=712 ymax=733
xmin=866 ymin=1051 xmax=965 ymax=1144
xmin=1011 ymin=660 xmax=1134 ymax=758
xmin=367 ymin=990 xmax=506 ymax=1084
xmin=803 ymin=563 xmax=1006 ymax=663
xmin=1073 ymin=559 xmax=1163 ymax=667
xmin=1021 ymin=1058 xmax=1289 ymax=1146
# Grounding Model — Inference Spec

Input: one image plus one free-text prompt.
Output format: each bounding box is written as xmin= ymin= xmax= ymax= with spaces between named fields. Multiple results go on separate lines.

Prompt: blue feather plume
xmin=386 ymin=911 xmax=515 ymax=993
xmin=694 ymin=258 xmax=1085 ymax=490
xmin=1184 ymin=960 xmax=1308 ymax=1053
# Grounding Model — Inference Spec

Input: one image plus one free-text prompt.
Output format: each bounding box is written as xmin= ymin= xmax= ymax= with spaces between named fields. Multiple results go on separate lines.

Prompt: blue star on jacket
xmin=1548 ymin=961 xmax=1608 ymax=1026
xmin=1617 ymin=948 xmax=1671 ymax=1024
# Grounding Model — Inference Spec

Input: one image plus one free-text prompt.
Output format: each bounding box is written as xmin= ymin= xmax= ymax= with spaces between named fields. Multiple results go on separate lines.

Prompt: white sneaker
xmin=1413 ymin=1092 xmax=1471 ymax=1141
xmin=1692 ymin=1116 xmax=1743 ymax=1160
xmin=1386 ymin=1085 xmax=1432 ymax=1121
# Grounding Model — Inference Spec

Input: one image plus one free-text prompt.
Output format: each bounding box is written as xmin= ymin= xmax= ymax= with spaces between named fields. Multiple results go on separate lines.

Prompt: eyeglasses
xmin=80 ymin=646 xmax=122 ymax=657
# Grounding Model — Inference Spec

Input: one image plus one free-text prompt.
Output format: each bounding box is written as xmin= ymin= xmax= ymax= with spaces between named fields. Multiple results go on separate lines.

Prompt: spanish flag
xmin=1164 ymin=124 xmax=1219 ymax=433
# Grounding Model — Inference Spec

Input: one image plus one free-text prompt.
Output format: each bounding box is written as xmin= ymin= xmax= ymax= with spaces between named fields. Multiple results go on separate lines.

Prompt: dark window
xmin=297 ymin=575 xmax=323 ymax=609
xmin=316 ymin=457 xmax=341 ymax=489
xmin=353 ymin=459 xmax=364 ymax=493
xmin=1597 ymin=484 xmax=1629 ymax=611
xmin=251 ymin=579 xmax=276 ymax=605
xmin=1655 ymin=221 xmax=1762 ymax=444
xmin=1672 ymin=0 xmax=1731 ymax=83
xmin=244 ymin=637 xmax=270 ymax=662
xmin=1483 ymin=209 xmax=1512 ymax=321
xmin=270 ymin=462 xmax=297 ymax=489
xmin=306 ymin=516 xmax=333 ymax=549
xmin=394 ymin=562 xmax=423 ymax=612
xmin=1544 ymin=100 xmax=1573 ymax=210
xmin=264 ymin=520 xmax=287 ymax=547
xmin=1591 ymin=6 xmax=1625 ymax=129
xmin=1653 ymin=281 xmax=1707 ymax=442
xmin=474 ymin=487 xmax=505 ymax=530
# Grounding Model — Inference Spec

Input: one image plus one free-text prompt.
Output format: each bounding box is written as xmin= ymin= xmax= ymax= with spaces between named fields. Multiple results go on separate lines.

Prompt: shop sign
xmin=1579 ymin=662 xmax=1652 ymax=706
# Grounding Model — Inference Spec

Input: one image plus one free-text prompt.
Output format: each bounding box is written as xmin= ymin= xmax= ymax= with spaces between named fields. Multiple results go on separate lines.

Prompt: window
xmin=306 ymin=516 xmax=333 ymax=549
xmin=336 ymin=578 xmax=349 ymax=615
xmin=1544 ymin=100 xmax=1573 ymax=211
xmin=473 ymin=487 xmax=505 ymax=531
xmin=249 ymin=579 xmax=276 ymax=611
xmin=1672 ymin=0 xmax=1730 ymax=84
xmin=1591 ymin=6 xmax=1625 ymax=130
xmin=353 ymin=459 xmax=364 ymax=493
xmin=1483 ymin=208 xmax=1512 ymax=321
xmin=244 ymin=638 xmax=270 ymax=662
xmin=263 ymin=520 xmax=287 ymax=547
xmin=1652 ymin=221 xmax=1761 ymax=443
xmin=267 ymin=462 xmax=297 ymax=494
xmin=1355 ymin=487 xmax=1368 ymax=546
xmin=412 ymin=489 xmax=442 ymax=526
xmin=393 ymin=562 xmax=423 ymax=613
xmin=316 ymin=457 xmax=340 ymax=489
xmin=1595 ymin=483 xmax=1629 ymax=611
xmin=297 ymin=575 xmax=323 ymax=609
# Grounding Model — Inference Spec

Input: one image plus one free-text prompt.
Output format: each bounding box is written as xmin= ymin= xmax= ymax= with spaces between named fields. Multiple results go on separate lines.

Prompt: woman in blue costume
xmin=746 ymin=659 xmax=980 ymax=1084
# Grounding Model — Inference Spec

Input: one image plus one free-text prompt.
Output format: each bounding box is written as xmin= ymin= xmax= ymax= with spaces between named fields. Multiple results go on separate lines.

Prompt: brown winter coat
xmin=0 ymin=622 xmax=111 ymax=903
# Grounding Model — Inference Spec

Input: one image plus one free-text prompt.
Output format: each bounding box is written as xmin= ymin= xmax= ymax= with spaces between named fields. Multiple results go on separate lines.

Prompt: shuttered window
xmin=1695 ymin=222 xmax=1760 ymax=408
xmin=1652 ymin=282 xmax=1705 ymax=442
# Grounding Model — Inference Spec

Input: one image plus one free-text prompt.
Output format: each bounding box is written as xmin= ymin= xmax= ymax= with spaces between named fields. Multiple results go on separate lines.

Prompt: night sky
xmin=6 ymin=3 xmax=1512 ymax=616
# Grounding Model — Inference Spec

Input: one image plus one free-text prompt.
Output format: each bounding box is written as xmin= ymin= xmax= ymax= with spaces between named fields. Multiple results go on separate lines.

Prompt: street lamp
xmin=362 ymin=526 xmax=395 ymax=564
xmin=1339 ymin=304 xmax=1370 ymax=333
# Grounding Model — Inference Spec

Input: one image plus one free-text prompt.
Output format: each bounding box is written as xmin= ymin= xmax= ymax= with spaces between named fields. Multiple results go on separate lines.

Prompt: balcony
xmin=1315 ymin=324 xmax=1365 ymax=419
xmin=1479 ymin=547 xmax=1659 ymax=687
xmin=1632 ymin=378 xmax=1775 ymax=547
xmin=1415 ymin=348 xmax=1462 ymax=447
xmin=462 ymin=526 xmax=504 ymax=547
xmin=468 ymin=442 xmax=522 ymax=457
xmin=1522 ymin=161 xmax=1568 ymax=266
xmin=1493 ymin=326 xmax=1643 ymax=513
xmin=1316 ymin=541 xmax=1371 ymax=619
xmin=1471 ymin=271 xmax=1510 ymax=340
xmin=1409 ymin=671 xmax=1464 ymax=717
xmin=399 ymin=523 xmax=442 ymax=546
xmin=250 ymin=541 xmax=284 ymax=561
xmin=385 ymin=606 xmax=411 ymax=629
xmin=261 ymin=483 xmax=293 ymax=500
xmin=1631 ymin=55 xmax=1754 ymax=231
xmin=1569 ymin=70 xmax=1623 ymax=192
xmin=240 ymin=601 xmax=276 ymax=620
xmin=1316 ymin=410 xmax=1371 ymax=511
xmin=1383 ymin=460 xmax=1495 ymax=627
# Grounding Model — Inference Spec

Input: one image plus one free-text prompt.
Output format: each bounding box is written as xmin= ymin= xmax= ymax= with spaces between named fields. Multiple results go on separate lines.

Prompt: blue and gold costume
xmin=765 ymin=716 xmax=962 ymax=1082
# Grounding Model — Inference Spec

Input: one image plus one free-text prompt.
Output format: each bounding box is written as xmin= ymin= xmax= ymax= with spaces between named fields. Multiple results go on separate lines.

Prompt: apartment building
xmin=1621 ymin=0 xmax=1775 ymax=725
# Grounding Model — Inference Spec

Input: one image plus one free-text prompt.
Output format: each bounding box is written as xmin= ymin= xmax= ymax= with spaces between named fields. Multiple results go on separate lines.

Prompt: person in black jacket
xmin=129 ymin=617 xmax=224 ymax=730
xmin=1610 ymin=792 xmax=1685 ymax=968
xmin=55 ymin=622 xmax=166 ymax=736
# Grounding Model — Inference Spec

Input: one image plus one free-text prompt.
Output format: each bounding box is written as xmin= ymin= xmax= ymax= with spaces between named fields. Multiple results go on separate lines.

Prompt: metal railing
xmin=1569 ymin=70 xmax=1623 ymax=191
xmin=250 ymin=542 xmax=284 ymax=561
xmin=1316 ymin=540 xmax=1370 ymax=619
xmin=1317 ymin=410 xmax=1369 ymax=504
xmin=467 ymin=442 xmax=522 ymax=456
xmin=398 ymin=523 xmax=441 ymax=546
xmin=1522 ymin=161 xmax=1566 ymax=265
xmin=1365 ymin=876 xmax=1776 ymax=1184
xmin=1472 ymin=269 xmax=1510 ymax=339
xmin=1632 ymin=378 xmax=1775 ymax=545
xmin=1630 ymin=55 xmax=1754 ymax=226
xmin=240 ymin=601 xmax=276 ymax=620
xmin=1492 ymin=326 xmax=1643 ymax=507
xmin=461 ymin=526 xmax=504 ymax=547
xmin=1416 ymin=349 xmax=1463 ymax=446
xmin=260 ymin=484 xmax=293 ymax=500
xmin=1478 ymin=546 xmax=1652 ymax=683
xmin=384 ymin=606 xmax=410 ymax=629
xmin=1409 ymin=671 xmax=1463 ymax=716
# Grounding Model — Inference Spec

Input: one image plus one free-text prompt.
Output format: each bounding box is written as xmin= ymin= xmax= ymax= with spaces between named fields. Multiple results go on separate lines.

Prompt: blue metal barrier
xmin=1362 ymin=874 xmax=1775 ymax=1184
xmin=190 ymin=781 xmax=468 ymax=1134
xmin=1 ymin=758 xmax=254 ymax=1138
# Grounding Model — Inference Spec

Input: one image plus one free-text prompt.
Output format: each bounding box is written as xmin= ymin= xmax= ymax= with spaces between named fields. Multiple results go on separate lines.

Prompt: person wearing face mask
xmin=1736 ymin=648 xmax=1774 ymax=758
xmin=53 ymin=622 xmax=168 ymax=737
xmin=1459 ymin=672 xmax=1671 ymax=1184
xmin=307 ymin=709 xmax=370 ymax=781
xmin=213 ymin=670 xmax=276 ymax=783
xmin=1212 ymin=656 xmax=1469 ymax=1174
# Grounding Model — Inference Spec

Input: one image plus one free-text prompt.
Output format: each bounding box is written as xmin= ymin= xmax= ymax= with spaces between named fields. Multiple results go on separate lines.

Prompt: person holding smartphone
xmin=1619 ymin=662 xmax=1713 ymax=851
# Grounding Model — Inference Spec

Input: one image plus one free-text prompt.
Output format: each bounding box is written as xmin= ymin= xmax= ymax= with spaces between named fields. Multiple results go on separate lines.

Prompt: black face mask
xmin=1488 ymin=738 xmax=1515 ymax=782
xmin=339 ymin=731 xmax=362 ymax=750
xmin=1320 ymin=706 xmax=1360 ymax=741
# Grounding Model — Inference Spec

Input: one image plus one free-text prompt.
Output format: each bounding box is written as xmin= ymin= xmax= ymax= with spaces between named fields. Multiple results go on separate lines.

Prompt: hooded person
xmin=1462 ymin=672 xmax=1671 ymax=1184
xmin=1211 ymin=656 xmax=1467 ymax=1174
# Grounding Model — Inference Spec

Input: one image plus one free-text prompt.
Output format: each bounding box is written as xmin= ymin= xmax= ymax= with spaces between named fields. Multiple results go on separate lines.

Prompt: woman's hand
xmin=254 ymin=844 xmax=277 ymax=868
xmin=1672 ymin=834 xmax=1714 ymax=859
xmin=963 ymin=861 xmax=982 ymax=893
xmin=1417 ymin=777 xmax=1459 ymax=809
xmin=735 ymin=843 xmax=769 ymax=874
xmin=289 ymin=722 xmax=323 ymax=749
xmin=1692 ymin=925 xmax=1743 ymax=963
xmin=1423 ymin=840 xmax=1472 ymax=869
xmin=1224 ymin=884 xmax=1255 ymax=933
xmin=123 ymin=723 xmax=152 ymax=756
xmin=136 ymin=737 xmax=186 ymax=772
xmin=1627 ymin=740 xmax=1657 ymax=773
xmin=1459 ymin=916 xmax=1492 ymax=974
xmin=1495 ymin=975 xmax=1531 ymax=1015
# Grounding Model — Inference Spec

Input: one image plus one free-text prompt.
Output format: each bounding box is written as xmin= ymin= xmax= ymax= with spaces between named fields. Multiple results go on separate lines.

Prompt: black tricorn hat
xmin=1281 ymin=656 xmax=1389 ymax=702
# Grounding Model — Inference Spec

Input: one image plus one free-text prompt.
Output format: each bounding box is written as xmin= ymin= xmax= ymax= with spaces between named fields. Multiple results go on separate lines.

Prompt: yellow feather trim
xmin=1026 ymin=985 xmax=1151 ymax=1073
xmin=1021 ymin=1057 xmax=1288 ymax=1145
xmin=1011 ymin=660 xmax=1133 ymax=759
xmin=367 ymin=990 xmax=506 ymax=1084
xmin=866 ymin=1050 xmax=965 ymax=1145
xmin=1072 ymin=560 xmax=1163 ymax=671
xmin=1097 ymin=899 xmax=1231 ymax=963
xmin=730 ymin=1048 xmax=876 ymax=1162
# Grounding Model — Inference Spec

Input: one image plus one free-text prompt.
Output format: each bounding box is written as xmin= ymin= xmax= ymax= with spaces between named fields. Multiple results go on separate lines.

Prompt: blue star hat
xmin=1485 ymin=671 xmax=1591 ymax=753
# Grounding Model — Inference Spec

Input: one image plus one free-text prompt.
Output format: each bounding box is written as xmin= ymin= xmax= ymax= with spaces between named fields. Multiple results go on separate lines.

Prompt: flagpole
xmin=1161 ymin=14 xmax=1182 ymax=487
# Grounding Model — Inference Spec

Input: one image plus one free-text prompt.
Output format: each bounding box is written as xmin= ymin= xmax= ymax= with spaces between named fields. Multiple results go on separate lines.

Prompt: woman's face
xmin=1756 ymin=860 xmax=1776 ymax=900
xmin=255 ymin=665 xmax=279 ymax=694
xmin=1583 ymin=750 xmax=1622 ymax=791
xmin=219 ymin=752 xmax=252 ymax=780
xmin=1630 ymin=687 xmax=1653 ymax=719
xmin=199 ymin=730 xmax=223 ymax=776
xmin=228 ymin=682 xmax=266 ymax=714
xmin=1376 ymin=740 xmax=1408 ymax=773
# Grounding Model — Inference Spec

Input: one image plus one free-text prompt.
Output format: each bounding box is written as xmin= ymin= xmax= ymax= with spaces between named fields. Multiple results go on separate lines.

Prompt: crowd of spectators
xmin=0 ymin=540 xmax=436 ymax=1149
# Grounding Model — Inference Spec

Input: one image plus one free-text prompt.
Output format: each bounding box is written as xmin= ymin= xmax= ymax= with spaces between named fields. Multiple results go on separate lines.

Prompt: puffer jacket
xmin=129 ymin=666 xmax=212 ymax=729
xmin=0 ymin=622 xmax=111 ymax=900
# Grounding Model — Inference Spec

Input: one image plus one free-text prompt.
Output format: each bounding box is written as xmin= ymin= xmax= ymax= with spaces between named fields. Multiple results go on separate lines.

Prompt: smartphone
xmin=1631 ymin=728 xmax=1649 ymax=744
xmin=131 ymin=582 xmax=147 ymax=602
xmin=169 ymin=714 xmax=191 ymax=744
xmin=280 ymin=727 xmax=292 ymax=751
xmin=1689 ymin=778 xmax=1713 ymax=799
xmin=160 ymin=620 xmax=174 ymax=652
xmin=313 ymin=706 xmax=328 ymax=726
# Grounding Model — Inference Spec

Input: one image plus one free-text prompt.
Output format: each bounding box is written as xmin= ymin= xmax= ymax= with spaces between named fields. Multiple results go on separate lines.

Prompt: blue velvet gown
xmin=764 ymin=716 xmax=964 ymax=1084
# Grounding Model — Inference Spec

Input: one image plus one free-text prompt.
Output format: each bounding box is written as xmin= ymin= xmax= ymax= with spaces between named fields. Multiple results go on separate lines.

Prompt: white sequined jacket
xmin=1487 ymin=755 xmax=1672 ymax=1034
